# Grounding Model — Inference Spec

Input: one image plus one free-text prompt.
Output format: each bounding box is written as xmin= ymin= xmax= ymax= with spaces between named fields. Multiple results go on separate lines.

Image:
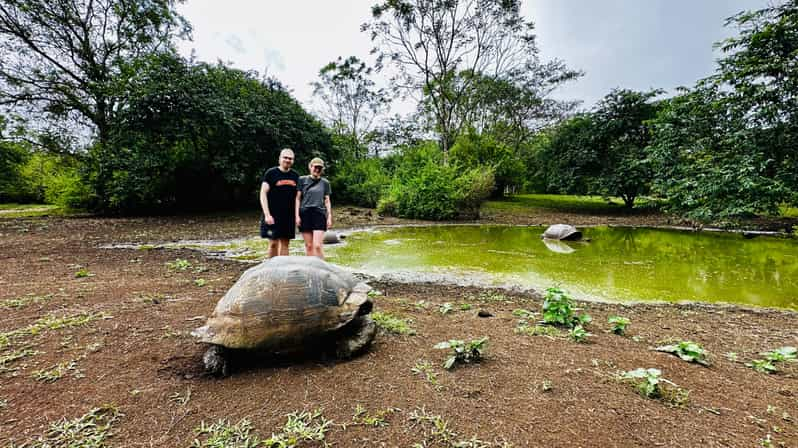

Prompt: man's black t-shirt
xmin=262 ymin=167 xmax=299 ymax=220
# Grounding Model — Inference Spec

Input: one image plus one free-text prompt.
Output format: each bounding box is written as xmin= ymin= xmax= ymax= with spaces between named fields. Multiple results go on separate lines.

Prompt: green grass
xmin=482 ymin=193 xmax=659 ymax=215
xmin=779 ymin=204 xmax=798 ymax=218
xmin=372 ymin=312 xmax=416 ymax=335
xmin=0 ymin=203 xmax=69 ymax=218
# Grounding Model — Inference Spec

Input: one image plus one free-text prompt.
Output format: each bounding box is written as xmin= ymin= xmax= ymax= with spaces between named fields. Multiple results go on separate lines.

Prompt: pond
xmin=133 ymin=225 xmax=798 ymax=310
xmin=324 ymin=225 xmax=798 ymax=310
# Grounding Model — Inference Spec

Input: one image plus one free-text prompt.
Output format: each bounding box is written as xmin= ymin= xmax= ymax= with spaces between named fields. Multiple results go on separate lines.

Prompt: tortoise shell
xmin=192 ymin=256 xmax=371 ymax=350
xmin=541 ymin=224 xmax=582 ymax=241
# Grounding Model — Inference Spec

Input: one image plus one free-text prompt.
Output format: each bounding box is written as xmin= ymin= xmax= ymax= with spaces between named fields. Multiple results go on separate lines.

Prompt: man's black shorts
xmin=298 ymin=208 xmax=327 ymax=232
xmin=260 ymin=214 xmax=296 ymax=240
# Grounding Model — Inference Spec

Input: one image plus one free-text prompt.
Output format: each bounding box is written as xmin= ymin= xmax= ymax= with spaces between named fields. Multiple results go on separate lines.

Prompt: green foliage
xmin=371 ymin=312 xmax=416 ymax=335
xmin=377 ymin=142 xmax=495 ymax=220
xmin=31 ymin=360 xmax=79 ymax=383
xmin=747 ymin=359 xmax=778 ymax=374
xmin=411 ymin=360 xmax=440 ymax=388
xmin=93 ymin=52 xmax=332 ymax=212
xmin=762 ymin=346 xmax=797 ymax=363
xmin=329 ymin=157 xmax=390 ymax=207
xmin=569 ymin=325 xmax=591 ymax=343
xmin=434 ymin=337 xmax=488 ymax=370
xmin=0 ymin=128 xmax=30 ymax=202
xmin=74 ymin=267 xmax=92 ymax=278
xmin=192 ymin=419 xmax=264 ymax=448
xmin=533 ymin=89 xmax=662 ymax=207
xmin=747 ymin=346 xmax=797 ymax=374
xmin=608 ymin=316 xmax=630 ymax=335
xmin=655 ymin=341 xmax=710 ymax=366
xmin=438 ymin=303 xmax=454 ymax=315
xmin=450 ymin=128 xmax=522 ymax=196
xmin=166 ymin=259 xmax=191 ymax=271
xmin=263 ymin=410 xmax=332 ymax=448
xmin=541 ymin=287 xmax=591 ymax=328
xmin=12 ymin=406 xmax=121 ymax=448
xmin=621 ymin=368 xmax=672 ymax=399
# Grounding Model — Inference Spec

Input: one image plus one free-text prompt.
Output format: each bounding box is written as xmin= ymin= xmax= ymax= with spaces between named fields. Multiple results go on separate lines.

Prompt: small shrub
xmin=371 ymin=312 xmax=416 ymax=335
xmin=762 ymin=346 xmax=797 ymax=363
xmin=434 ymin=337 xmax=488 ymax=370
xmin=608 ymin=316 xmax=630 ymax=335
xmin=655 ymin=341 xmax=710 ymax=366
xmin=542 ymin=287 xmax=590 ymax=328
xmin=621 ymin=368 xmax=670 ymax=398
xmin=569 ymin=325 xmax=591 ymax=343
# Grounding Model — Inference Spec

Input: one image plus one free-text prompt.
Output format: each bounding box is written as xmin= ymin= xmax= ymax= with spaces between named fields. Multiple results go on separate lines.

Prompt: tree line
xmin=0 ymin=0 xmax=796 ymax=223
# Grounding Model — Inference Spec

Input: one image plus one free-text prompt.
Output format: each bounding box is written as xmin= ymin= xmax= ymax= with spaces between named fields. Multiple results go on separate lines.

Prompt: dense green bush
xmin=377 ymin=142 xmax=495 ymax=220
xmin=450 ymin=128 xmax=522 ymax=197
xmin=18 ymin=153 xmax=94 ymax=208
xmin=329 ymin=157 xmax=391 ymax=207
xmin=0 ymin=139 xmax=30 ymax=202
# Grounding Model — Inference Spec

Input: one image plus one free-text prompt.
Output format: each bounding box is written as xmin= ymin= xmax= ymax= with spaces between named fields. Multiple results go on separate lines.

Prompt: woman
xmin=296 ymin=157 xmax=332 ymax=259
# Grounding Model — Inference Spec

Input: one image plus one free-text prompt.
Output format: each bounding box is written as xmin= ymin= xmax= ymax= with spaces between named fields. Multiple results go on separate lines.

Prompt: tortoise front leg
xmin=335 ymin=315 xmax=377 ymax=359
xmin=203 ymin=345 xmax=230 ymax=377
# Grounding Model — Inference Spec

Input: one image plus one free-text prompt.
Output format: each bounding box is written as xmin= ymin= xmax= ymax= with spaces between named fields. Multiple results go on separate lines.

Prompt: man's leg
xmin=278 ymin=238 xmax=291 ymax=256
xmin=268 ymin=239 xmax=280 ymax=258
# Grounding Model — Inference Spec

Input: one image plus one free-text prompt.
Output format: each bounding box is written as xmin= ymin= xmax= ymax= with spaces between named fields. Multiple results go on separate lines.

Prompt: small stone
xmin=477 ymin=310 xmax=492 ymax=318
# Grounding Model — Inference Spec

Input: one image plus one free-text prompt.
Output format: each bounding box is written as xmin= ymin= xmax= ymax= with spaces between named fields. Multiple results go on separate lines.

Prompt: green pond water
xmin=141 ymin=225 xmax=798 ymax=310
xmin=319 ymin=225 xmax=798 ymax=310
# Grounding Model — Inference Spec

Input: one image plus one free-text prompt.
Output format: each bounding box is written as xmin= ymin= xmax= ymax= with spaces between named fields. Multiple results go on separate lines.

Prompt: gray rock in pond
xmin=541 ymin=224 xmax=582 ymax=241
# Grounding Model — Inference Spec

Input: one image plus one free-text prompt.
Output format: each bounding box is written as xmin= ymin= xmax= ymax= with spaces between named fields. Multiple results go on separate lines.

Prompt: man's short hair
xmin=279 ymin=148 xmax=294 ymax=158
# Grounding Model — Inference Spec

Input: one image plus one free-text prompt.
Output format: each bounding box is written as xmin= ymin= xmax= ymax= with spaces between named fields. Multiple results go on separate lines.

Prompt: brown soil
xmin=1 ymin=209 xmax=797 ymax=447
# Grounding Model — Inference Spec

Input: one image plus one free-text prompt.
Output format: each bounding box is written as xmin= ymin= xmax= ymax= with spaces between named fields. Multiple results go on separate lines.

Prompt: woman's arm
xmin=324 ymin=195 xmax=332 ymax=229
xmin=295 ymin=189 xmax=302 ymax=227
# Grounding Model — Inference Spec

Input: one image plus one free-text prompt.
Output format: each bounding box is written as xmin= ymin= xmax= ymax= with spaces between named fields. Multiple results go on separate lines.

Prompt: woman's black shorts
xmin=260 ymin=214 xmax=296 ymax=240
xmin=299 ymin=208 xmax=327 ymax=232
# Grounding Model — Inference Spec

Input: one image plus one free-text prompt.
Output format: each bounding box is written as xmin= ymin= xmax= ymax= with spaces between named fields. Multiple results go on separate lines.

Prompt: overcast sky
xmin=176 ymin=0 xmax=768 ymax=113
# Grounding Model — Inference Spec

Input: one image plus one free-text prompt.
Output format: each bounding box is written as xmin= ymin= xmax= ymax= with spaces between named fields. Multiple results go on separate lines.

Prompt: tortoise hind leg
xmin=203 ymin=345 xmax=230 ymax=377
xmin=335 ymin=316 xmax=377 ymax=359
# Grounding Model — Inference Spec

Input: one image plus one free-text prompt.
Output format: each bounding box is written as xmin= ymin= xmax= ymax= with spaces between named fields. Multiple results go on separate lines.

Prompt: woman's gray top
xmin=298 ymin=176 xmax=331 ymax=213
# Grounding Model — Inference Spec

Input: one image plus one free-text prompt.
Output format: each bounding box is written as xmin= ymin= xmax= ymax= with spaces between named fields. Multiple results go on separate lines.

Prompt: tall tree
xmin=363 ymin=0 xmax=556 ymax=159
xmin=312 ymin=56 xmax=389 ymax=159
xmin=0 ymin=0 xmax=191 ymax=149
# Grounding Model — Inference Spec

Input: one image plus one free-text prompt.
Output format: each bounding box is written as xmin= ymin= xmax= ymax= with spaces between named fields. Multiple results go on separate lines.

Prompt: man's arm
xmin=260 ymin=182 xmax=274 ymax=225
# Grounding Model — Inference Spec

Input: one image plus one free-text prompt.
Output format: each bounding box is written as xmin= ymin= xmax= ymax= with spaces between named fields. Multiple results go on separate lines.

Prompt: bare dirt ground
xmin=1 ymin=208 xmax=797 ymax=447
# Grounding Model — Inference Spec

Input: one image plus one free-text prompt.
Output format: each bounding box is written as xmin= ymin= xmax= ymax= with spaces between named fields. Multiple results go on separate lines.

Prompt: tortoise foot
xmin=203 ymin=345 xmax=230 ymax=377
xmin=335 ymin=315 xmax=377 ymax=359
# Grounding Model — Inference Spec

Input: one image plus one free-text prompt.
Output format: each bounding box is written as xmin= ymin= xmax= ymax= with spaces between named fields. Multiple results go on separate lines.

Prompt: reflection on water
xmin=322 ymin=225 xmax=798 ymax=310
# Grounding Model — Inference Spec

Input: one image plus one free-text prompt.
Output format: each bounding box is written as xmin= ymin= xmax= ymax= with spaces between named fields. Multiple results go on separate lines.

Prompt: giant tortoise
xmin=541 ymin=224 xmax=582 ymax=241
xmin=191 ymin=256 xmax=376 ymax=376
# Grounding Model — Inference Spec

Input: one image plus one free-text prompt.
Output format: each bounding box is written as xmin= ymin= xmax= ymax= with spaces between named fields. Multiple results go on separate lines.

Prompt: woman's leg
xmin=311 ymin=230 xmax=326 ymax=259
xmin=301 ymin=232 xmax=314 ymax=256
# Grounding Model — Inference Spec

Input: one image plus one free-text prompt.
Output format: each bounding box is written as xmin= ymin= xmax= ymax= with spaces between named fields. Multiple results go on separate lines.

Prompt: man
xmin=260 ymin=148 xmax=299 ymax=257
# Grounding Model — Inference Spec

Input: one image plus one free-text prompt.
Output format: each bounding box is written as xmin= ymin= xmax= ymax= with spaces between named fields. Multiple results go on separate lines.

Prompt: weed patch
xmin=31 ymin=360 xmax=81 ymax=382
xmin=264 ymin=409 xmax=332 ymax=447
xmin=620 ymin=368 xmax=690 ymax=407
xmin=608 ymin=316 xmax=630 ymax=335
xmin=434 ymin=337 xmax=488 ymax=370
xmin=569 ymin=325 xmax=591 ymax=343
xmin=191 ymin=419 xmax=264 ymax=447
xmin=0 ymin=312 xmax=108 ymax=350
xmin=372 ymin=312 xmax=416 ymax=335
xmin=166 ymin=258 xmax=191 ymax=271
xmin=408 ymin=407 xmax=502 ymax=447
xmin=352 ymin=404 xmax=397 ymax=427
xmin=412 ymin=360 xmax=441 ymax=389
xmin=11 ymin=406 xmax=120 ymax=447
xmin=74 ymin=267 xmax=93 ymax=278
xmin=746 ymin=346 xmax=796 ymax=374
xmin=654 ymin=341 xmax=710 ymax=366
xmin=1 ymin=294 xmax=51 ymax=309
